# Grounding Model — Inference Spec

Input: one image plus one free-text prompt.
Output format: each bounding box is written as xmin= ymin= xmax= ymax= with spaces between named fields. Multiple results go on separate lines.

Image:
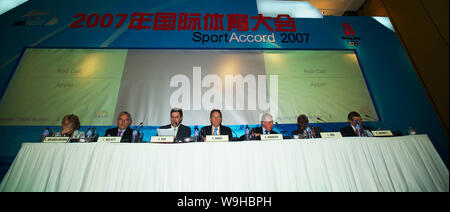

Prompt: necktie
xmin=213 ymin=127 xmax=218 ymax=135
xmin=265 ymin=130 xmax=268 ymax=134
xmin=118 ymin=130 xmax=123 ymax=137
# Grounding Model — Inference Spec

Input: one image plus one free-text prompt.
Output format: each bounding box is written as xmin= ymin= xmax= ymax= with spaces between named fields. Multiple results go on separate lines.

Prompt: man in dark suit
xmin=291 ymin=114 xmax=322 ymax=138
xmin=200 ymin=109 xmax=233 ymax=141
xmin=105 ymin=111 xmax=133 ymax=142
xmin=340 ymin=111 xmax=373 ymax=137
xmin=250 ymin=113 xmax=279 ymax=140
xmin=158 ymin=108 xmax=191 ymax=142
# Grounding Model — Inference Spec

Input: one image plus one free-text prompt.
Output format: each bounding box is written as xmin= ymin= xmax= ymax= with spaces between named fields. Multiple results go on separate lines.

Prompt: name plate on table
xmin=372 ymin=130 xmax=393 ymax=137
xmin=205 ymin=135 xmax=229 ymax=142
xmin=43 ymin=137 xmax=69 ymax=143
xmin=98 ymin=136 xmax=121 ymax=143
xmin=260 ymin=134 xmax=283 ymax=141
xmin=150 ymin=136 xmax=174 ymax=143
xmin=320 ymin=132 xmax=343 ymax=138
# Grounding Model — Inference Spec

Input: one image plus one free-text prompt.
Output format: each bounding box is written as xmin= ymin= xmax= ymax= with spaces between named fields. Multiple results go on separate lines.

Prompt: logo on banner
xmin=341 ymin=23 xmax=361 ymax=47
xmin=342 ymin=23 xmax=355 ymax=36
xmin=13 ymin=10 xmax=58 ymax=26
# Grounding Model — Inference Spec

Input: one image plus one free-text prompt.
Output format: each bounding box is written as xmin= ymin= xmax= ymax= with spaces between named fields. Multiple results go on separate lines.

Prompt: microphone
xmin=364 ymin=114 xmax=402 ymax=136
xmin=232 ymin=131 xmax=239 ymax=141
xmin=363 ymin=114 xmax=377 ymax=130
xmin=275 ymin=122 xmax=291 ymax=139
xmin=364 ymin=114 xmax=379 ymax=124
xmin=361 ymin=114 xmax=374 ymax=130
xmin=316 ymin=117 xmax=340 ymax=132
xmin=133 ymin=122 xmax=144 ymax=143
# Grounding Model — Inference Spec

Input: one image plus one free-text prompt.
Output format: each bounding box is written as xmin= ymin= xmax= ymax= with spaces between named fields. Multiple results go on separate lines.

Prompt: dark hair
xmin=210 ymin=109 xmax=222 ymax=118
xmin=62 ymin=114 xmax=80 ymax=130
xmin=297 ymin=114 xmax=309 ymax=125
xmin=347 ymin=111 xmax=361 ymax=121
xmin=171 ymin=108 xmax=183 ymax=117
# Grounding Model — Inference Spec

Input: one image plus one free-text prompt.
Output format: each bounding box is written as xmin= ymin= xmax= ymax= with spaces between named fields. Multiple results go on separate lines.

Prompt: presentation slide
xmin=0 ymin=48 xmax=378 ymax=126
xmin=264 ymin=50 xmax=378 ymax=123
xmin=0 ymin=48 xmax=128 ymax=125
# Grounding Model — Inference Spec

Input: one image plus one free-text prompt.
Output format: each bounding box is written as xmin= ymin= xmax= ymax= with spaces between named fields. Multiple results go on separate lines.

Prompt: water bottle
xmin=40 ymin=127 xmax=51 ymax=142
xmin=355 ymin=120 xmax=362 ymax=137
xmin=86 ymin=128 xmax=92 ymax=137
xmin=132 ymin=129 xmax=138 ymax=143
xmin=408 ymin=126 xmax=416 ymax=135
xmin=194 ymin=126 xmax=199 ymax=142
xmin=245 ymin=125 xmax=250 ymax=141
xmin=86 ymin=128 xmax=93 ymax=142
xmin=306 ymin=126 xmax=313 ymax=139
xmin=91 ymin=128 xmax=98 ymax=142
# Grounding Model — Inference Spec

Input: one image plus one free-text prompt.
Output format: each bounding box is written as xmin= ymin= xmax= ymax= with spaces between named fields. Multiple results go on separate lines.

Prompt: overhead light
xmin=256 ymin=0 xmax=323 ymax=18
xmin=372 ymin=16 xmax=395 ymax=32
xmin=0 ymin=0 xmax=28 ymax=15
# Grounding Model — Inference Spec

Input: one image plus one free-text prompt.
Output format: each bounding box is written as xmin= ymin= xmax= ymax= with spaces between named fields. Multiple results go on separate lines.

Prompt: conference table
xmin=0 ymin=135 xmax=448 ymax=192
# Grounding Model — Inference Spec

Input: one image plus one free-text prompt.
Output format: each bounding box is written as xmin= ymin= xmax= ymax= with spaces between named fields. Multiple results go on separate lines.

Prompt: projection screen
xmin=0 ymin=48 xmax=378 ymax=126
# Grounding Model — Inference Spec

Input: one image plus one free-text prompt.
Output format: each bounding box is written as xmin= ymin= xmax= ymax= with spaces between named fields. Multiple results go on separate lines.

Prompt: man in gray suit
xmin=158 ymin=108 xmax=191 ymax=142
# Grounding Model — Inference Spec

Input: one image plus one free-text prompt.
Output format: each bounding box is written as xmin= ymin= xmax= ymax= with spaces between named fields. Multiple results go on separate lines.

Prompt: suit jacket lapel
xmin=175 ymin=125 xmax=182 ymax=138
xmin=123 ymin=128 xmax=131 ymax=137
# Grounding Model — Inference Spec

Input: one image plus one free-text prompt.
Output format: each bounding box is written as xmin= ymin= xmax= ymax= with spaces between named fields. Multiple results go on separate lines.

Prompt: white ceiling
xmin=0 ymin=0 xmax=28 ymax=15
xmin=287 ymin=0 xmax=367 ymax=16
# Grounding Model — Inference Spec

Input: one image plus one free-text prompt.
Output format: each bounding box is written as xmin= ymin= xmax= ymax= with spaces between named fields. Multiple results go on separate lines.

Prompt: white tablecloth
xmin=0 ymin=135 xmax=448 ymax=192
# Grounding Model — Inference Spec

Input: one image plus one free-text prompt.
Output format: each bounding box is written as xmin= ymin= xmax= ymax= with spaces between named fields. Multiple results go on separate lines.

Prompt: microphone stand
xmin=275 ymin=122 xmax=291 ymax=139
xmin=364 ymin=114 xmax=402 ymax=136
xmin=232 ymin=131 xmax=239 ymax=142
xmin=316 ymin=117 xmax=340 ymax=132
xmin=134 ymin=122 xmax=144 ymax=142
